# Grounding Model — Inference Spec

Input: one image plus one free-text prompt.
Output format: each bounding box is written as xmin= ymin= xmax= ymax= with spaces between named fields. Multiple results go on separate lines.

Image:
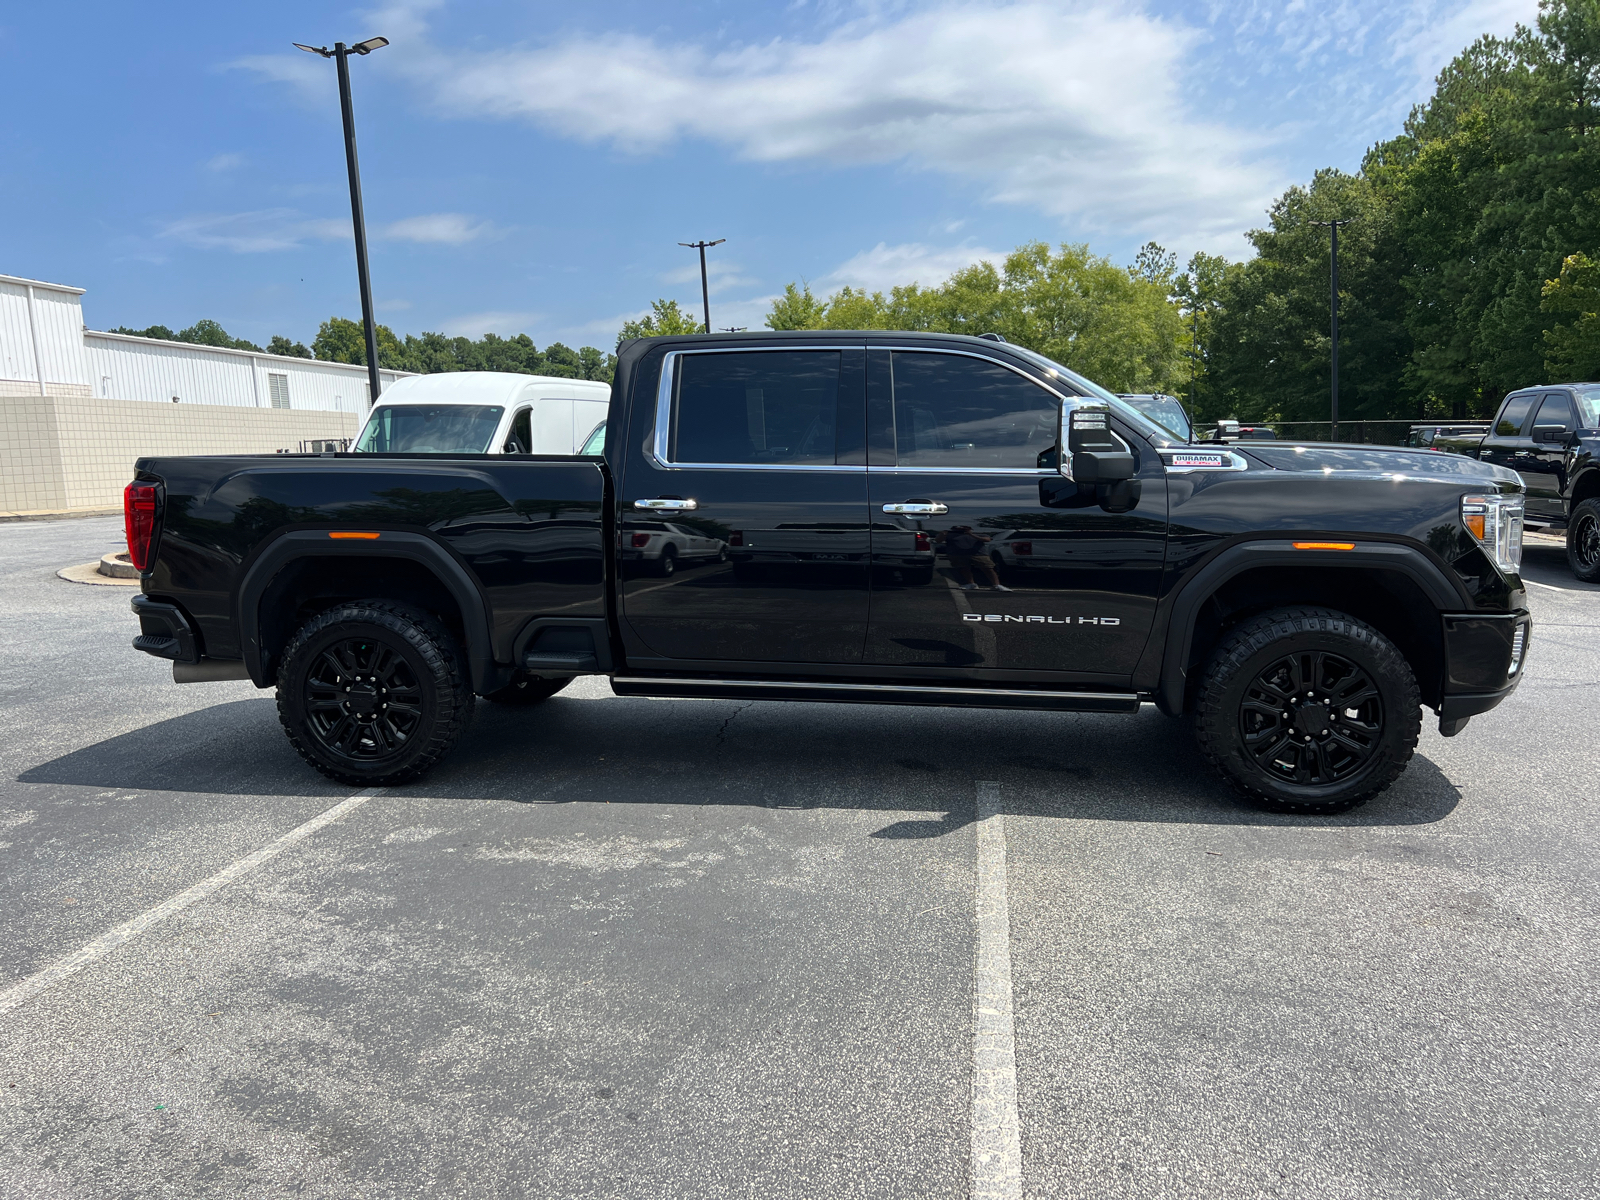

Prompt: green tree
xmin=109 ymin=323 xmax=177 ymax=341
xmin=312 ymin=316 xmax=405 ymax=367
xmin=267 ymin=335 xmax=312 ymax=358
xmin=766 ymin=282 xmax=829 ymax=330
xmin=1541 ymin=251 xmax=1600 ymax=378
xmin=617 ymin=299 xmax=704 ymax=346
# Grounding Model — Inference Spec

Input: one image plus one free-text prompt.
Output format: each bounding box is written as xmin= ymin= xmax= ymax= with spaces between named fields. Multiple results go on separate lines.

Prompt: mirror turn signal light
xmin=1292 ymin=541 xmax=1355 ymax=551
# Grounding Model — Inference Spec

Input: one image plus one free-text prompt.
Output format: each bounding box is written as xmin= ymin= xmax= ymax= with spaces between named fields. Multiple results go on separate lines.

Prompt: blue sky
xmin=0 ymin=0 xmax=1538 ymax=352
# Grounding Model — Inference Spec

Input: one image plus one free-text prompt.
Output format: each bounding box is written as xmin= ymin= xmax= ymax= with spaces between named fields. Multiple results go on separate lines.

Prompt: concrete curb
xmin=57 ymin=561 xmax=139 ymax=587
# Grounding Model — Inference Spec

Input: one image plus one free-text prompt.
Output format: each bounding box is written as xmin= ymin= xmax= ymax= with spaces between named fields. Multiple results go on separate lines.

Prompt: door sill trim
xmin=610 ymin=676 xmax=1143 ymax=713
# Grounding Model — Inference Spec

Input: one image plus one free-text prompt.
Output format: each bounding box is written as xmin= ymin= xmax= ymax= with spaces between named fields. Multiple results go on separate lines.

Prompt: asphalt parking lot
xmin=2 ymin=516 xmax=1596 ymax=1200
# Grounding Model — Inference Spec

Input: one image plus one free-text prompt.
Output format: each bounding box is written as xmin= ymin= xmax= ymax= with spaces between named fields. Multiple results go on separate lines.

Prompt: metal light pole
xmin=295 ymin=36 xmax=389 ymax=402
xmin=1312 ymin=217 xmax=1354 ymax=440
xmin=678 ymin=239 xmax=725 ymax=333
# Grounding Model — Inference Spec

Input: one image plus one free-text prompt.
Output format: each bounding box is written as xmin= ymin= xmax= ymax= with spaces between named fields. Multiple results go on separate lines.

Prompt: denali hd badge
xmin=962 ymin=614 xmax=1120 ymax=624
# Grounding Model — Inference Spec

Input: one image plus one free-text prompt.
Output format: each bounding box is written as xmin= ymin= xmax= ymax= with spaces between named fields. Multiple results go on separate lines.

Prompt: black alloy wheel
xmin=277 ymin=601 xmax=472 ymax=785
xmin=1568 ymin=498 xmax=1600 ymax=582
xmin=1193 ymin=607 xmax=1421 ymax=814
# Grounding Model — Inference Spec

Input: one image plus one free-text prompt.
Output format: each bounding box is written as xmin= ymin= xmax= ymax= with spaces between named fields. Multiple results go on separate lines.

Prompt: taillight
xmin=1013 ymin=542 xmax=1033 ymax=555
xmin=913 ymin=532 xmax=930 ymax=551
xmin=124 ymin=481 xmax=157 ymax=571
xmin=631 ymin=533 xmax=652 ymax=548
xmin=730 ymin=531 xmax=744 ymax=547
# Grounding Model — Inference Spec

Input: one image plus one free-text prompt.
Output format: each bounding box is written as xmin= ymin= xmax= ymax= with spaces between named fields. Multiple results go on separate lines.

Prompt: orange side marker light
xmin=1292 ymin=541 xmax=1355 ymax=551
xmin=329 ymin=531 xmax=381 ymax=540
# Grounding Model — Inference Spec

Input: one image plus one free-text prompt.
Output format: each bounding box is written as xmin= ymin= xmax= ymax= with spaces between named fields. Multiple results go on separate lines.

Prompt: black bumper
xmin=1438 ymin=611 xmax=1531 ymax=719
xmin=130 ymin=595 xmax=198 ymax=663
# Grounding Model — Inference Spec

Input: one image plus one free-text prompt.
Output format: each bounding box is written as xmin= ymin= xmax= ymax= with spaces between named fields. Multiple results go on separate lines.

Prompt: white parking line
xmin=971 ymin=780 xmax=1022 ymax=1200
xmin=0 ymin=788 xmax=382 ymax=1018
xmin=1525 ymin=579 xmax=1571 ymax=592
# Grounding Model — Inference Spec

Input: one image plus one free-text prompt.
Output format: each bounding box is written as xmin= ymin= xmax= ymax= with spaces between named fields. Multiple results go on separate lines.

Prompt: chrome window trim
xmin=1159 ymin=449 xmax=1249 ymax=473
xmin=866 ymin=466 xmax=1060 ymax=476
xmin=652 ymin=345 xmax=864 ymax=472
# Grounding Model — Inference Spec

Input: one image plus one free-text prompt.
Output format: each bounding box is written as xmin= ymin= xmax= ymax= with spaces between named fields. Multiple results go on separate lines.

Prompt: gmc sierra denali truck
xmin=124 ymin=331 xmax=1532 ymax=815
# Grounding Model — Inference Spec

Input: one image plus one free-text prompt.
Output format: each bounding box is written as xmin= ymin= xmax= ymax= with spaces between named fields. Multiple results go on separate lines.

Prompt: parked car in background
xmin=1406 ymin=422 xmax=1491 ymax=452
xmin=620 ymin=519 xmax=727 ymax=576
xmin=353 ymin=372 xmax=611 ymax=456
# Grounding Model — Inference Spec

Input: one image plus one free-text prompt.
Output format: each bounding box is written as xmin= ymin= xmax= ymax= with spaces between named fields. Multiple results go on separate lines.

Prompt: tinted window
xmin=354 ymin=405 xmax=505 ymax=454
xmin=579 ymin=420 xmax=606 ymax=455
xmin=1494 ymin=394 xmax=1537 ymax=437
xmin=891 ymin=352 xmax=1058 ymax=469
xmin=672 ymin=351 xmax=838 ymax=465
xmin=1534 ymin=393 xmax=1577 ymax=434
xmin=1575 ymin=389 xmax=1600 ymax=427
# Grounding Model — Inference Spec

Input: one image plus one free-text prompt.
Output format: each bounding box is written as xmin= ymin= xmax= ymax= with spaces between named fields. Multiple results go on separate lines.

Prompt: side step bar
xmin=610 ymin=676 xmax=1143 ymax=714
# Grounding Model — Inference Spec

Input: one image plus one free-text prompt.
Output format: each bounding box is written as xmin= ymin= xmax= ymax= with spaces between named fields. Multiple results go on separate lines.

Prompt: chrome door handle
xmin=882 ymin=502 xmax=948 ymax=514
xmin=634 ymin=497 xmax=697 ymax=511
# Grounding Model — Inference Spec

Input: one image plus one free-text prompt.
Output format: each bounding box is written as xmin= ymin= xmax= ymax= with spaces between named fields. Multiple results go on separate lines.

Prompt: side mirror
xmin=1059 ymin=399 xmax=1136 ymax=483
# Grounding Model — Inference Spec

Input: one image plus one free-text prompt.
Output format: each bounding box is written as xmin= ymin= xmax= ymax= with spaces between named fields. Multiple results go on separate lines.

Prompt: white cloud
xmin=438 ymin=310 xmax=543 ymax=337
xmin=158 ymin=209 xmax=349 ymax=253
xmin=205 ymin=153 xmax=244 ymax=173
xmin=380 ymin=213 xmax=497 ymax=244
xmin=820 ymin=241 xmax=1006 ymax=292
xmin=225 ymin=53 xmax=334 ymax=106
xmin=378 ymin=3 xmax=1283 ymax=247
xmin=662 ymin=254 xmax=758 ymax=295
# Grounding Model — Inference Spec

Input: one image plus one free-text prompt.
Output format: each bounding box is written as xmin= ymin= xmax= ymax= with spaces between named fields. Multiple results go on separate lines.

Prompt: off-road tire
xmin=1567 ymin=497 xmax=1600 ymax=583
xmin=1193 ymin=607 xmax=1421 ymax=815
xmin=482 ymin=673 xmax=572 ymax=706
xmin=277 ymin=600 xmax=473 ymax=786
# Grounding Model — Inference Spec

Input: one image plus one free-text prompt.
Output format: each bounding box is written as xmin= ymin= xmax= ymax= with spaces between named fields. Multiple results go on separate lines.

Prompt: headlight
xmin=1460 ymin=492 xmax=1524 ymax=573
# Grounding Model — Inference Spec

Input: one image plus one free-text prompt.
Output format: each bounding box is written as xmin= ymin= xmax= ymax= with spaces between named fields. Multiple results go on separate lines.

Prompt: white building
xmin=0 ymin=272 xmax=409 ymax=411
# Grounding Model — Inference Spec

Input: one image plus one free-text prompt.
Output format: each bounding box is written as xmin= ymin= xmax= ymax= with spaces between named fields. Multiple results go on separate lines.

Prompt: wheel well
xmin=256 ymin=556 xmax=468 ymax=682
xmin=1182 ymin=566 xmax=1444 ymax=709
xmin=1571 ymin=468 xmax=1600 ymax=510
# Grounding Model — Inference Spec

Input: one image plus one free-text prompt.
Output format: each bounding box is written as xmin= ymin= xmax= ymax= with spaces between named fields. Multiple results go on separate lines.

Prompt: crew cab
xmin=124 ymin=331 xmax=1533 ymax=815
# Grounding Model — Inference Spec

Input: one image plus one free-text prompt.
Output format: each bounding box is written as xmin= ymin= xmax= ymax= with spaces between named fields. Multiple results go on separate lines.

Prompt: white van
xmin=352 ymin=372 xmax=610 ymax=456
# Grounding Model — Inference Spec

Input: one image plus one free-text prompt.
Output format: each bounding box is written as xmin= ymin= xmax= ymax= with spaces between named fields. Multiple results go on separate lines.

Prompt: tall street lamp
xmin=678 ymin=239 xmax=725 ymax=333
xmin=295 ymin=35 xmax=389 ymax=403
xmin=1311 ymin=217 xmax=1354 ymax=440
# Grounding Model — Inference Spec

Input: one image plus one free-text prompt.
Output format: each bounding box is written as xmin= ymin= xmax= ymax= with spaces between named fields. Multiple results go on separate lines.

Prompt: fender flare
xmin=235 ymin=529 xmax=497 ymax=692
xmin=1147 ymin=539 xmax=1470 ymax=716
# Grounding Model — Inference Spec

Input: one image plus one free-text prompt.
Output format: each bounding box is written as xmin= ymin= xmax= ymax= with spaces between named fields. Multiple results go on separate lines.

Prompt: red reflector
xmin=329 ymin=531 xmax=381 ymax=540
xmin=631 ymin=533 xmax=652 ymax=548
xmin=123 ymin=482 xmax=157 ymax=571
xmin=729 ymin=531 xmax=744 ymax=547
xmin=913 ymin=532 xmax=930 ymax=551
xmin=1013 ymin=542 xmax=1033 ymax=555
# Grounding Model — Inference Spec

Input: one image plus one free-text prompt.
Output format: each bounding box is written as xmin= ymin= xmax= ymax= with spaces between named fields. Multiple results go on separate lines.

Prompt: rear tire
xmin=655 ymin=547 xmax=678 ymax=577
xmin=1567 ymin=497 xmax=1600 ymax=582
xmin=482 ymin=673 xmax=572 ymax=706
xmin=1192 ymin=607 xmax=1420 ymax=815
xmin=277 ymin=600 xmax=472 ymax=786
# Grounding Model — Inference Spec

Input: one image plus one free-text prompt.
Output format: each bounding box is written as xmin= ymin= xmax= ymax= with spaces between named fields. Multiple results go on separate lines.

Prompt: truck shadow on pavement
xmin=19 ymin=690 xmax=1462 ymax=831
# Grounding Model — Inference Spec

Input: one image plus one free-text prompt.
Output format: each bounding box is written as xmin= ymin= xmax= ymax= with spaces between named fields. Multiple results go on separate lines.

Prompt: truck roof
xmin=375 ymin=372 xmax=610 ymax=407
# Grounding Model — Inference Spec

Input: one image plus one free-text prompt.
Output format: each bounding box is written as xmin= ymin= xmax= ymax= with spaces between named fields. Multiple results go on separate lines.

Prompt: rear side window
xmin=1494 ymin=394 xmax=1537 ymax=437
xmin=671 ymin=351 xmax=839 ymax=465
xmin=891 ymin=352 xmax=1058 ymax=469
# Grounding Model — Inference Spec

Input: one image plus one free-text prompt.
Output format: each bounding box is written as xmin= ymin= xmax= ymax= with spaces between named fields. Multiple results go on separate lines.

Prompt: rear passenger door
xmin=862 ymin=347 xmax=1167 ymax=680
xmin=616 ymin=344 xmax=872 ymax=666
xmin=1527 ymin=392 xmax=1579 ymax=518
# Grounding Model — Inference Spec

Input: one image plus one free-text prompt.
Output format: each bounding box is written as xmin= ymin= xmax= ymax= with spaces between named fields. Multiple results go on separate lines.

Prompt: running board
xmin=610 ymin=676 xmax=1143 ymax=713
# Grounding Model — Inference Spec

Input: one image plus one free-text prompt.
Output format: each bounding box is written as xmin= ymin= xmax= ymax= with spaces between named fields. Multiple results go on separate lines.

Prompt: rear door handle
xmin=634 ymin=497 xmax=698 ymax=511
xmin=882 ymin=502 xmax=948 ymax=514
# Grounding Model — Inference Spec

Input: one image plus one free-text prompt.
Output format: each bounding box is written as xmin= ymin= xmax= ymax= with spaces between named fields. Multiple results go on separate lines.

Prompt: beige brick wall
xmin=1 ymin=395 xmax=360 ymax=515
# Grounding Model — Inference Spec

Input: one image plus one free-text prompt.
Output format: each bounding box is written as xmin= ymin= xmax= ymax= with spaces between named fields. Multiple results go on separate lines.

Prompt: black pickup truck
xmin=124 ymin=331 xmax=1532 ymax=815
xmin=1467 ymin=385 xmax=1600 ymax=581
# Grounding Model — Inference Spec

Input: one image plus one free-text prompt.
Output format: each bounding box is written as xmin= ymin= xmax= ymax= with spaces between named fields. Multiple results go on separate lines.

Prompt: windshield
xmin=1003 ymin=346 xmax=1183 ymax=444
xmin=1118 ymin=394 xmax=1192 ymax=441
xmin=579 ymin=420 xmax=606 ymax=455
xmin=1576 ymin=390 xmax=1600 ymax=427
xmin=354 ymin=405 xmax=505 ymax=454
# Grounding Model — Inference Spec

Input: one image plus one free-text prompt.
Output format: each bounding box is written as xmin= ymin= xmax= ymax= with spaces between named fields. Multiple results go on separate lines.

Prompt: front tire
xmin=1567 ymin=497 xmax=1600 ymax=582
xmin=277 ymin=601 xmax=472 ymax=786
xmin=1192 ymin=607 xmax=1421 ymax=815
